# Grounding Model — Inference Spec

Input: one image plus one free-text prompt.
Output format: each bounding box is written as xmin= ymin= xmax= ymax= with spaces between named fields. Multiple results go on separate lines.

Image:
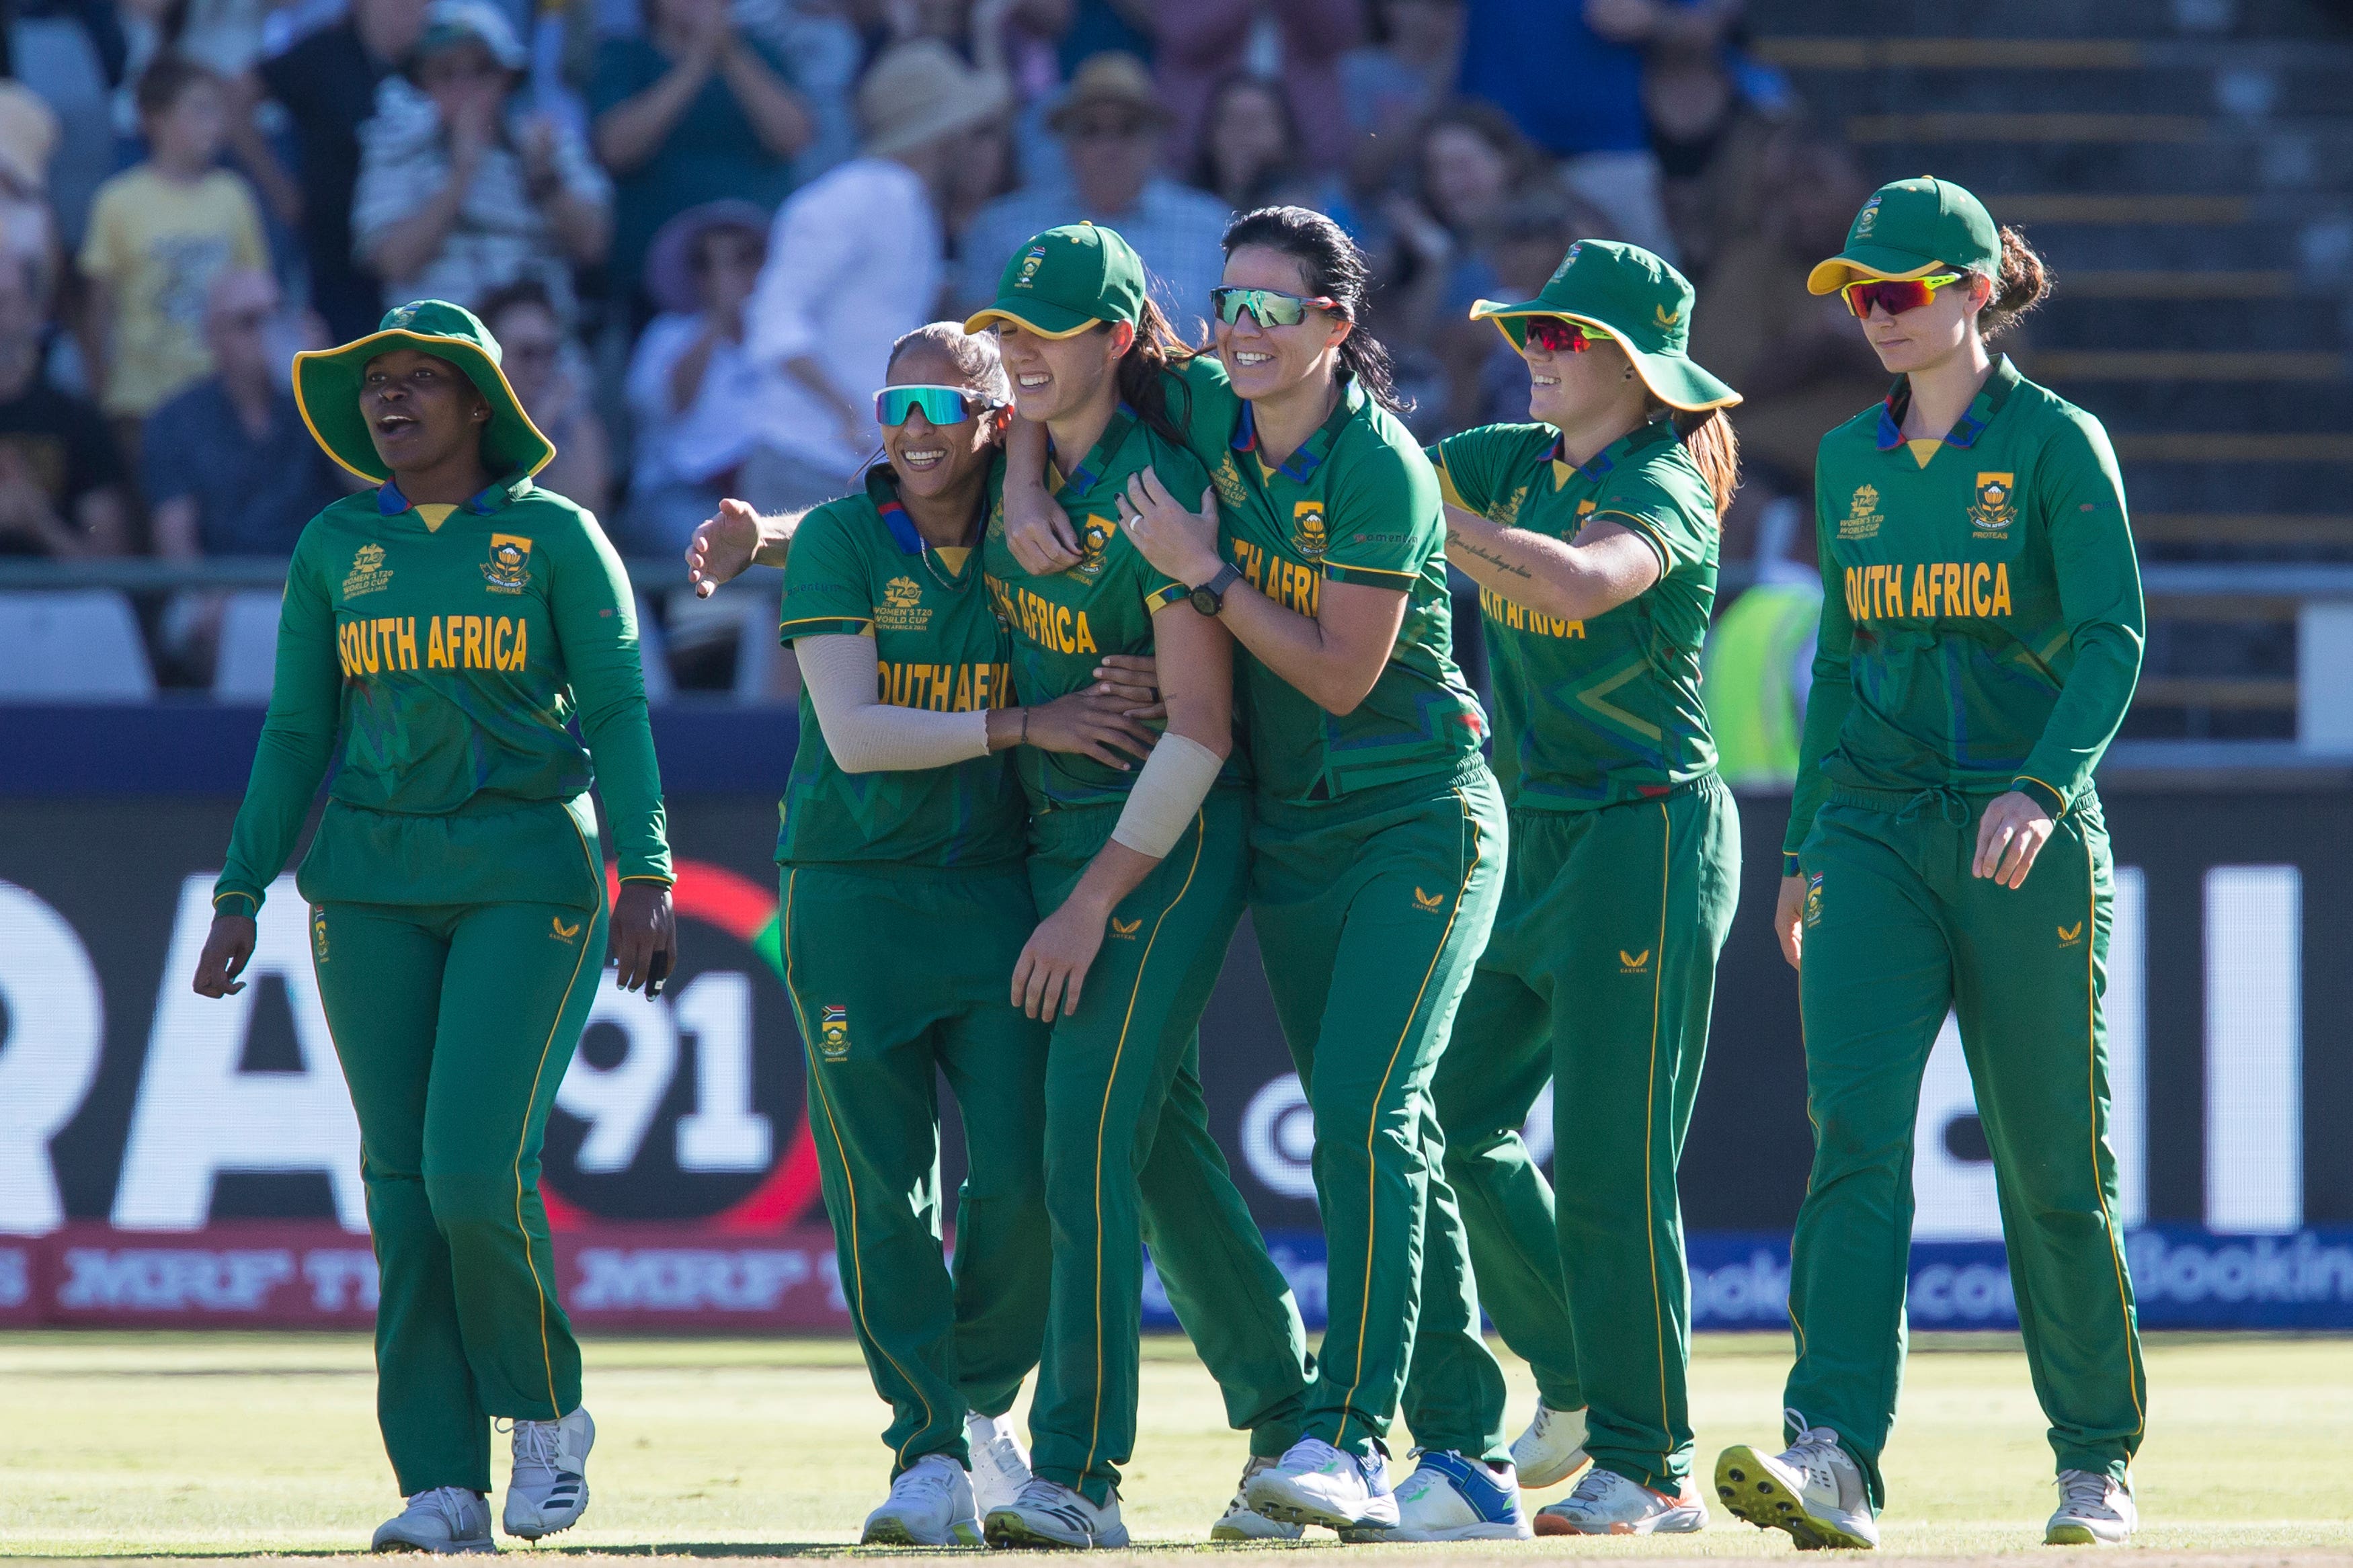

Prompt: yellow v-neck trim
xmin=932 ymin=545 xmax=972 ymax=573
xmin=1905 ymin=438 xmax=1940 ymax=469
xmin=414 ymin=502 xmax=458 ymax=532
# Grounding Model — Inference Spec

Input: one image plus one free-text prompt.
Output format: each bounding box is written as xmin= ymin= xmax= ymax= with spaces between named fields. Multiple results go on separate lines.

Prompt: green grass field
xmin=3 ymin=1331 xmax=2348 ymax=1563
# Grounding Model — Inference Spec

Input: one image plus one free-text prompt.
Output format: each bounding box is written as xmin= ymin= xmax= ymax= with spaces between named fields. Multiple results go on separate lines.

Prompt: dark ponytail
xmin=1979 ymin=224 xmax=2051 ymax=340
xmin=1114 ymin=296 xmax=1200 ymax=450
xmin=1646 ymin=397 xmax=1741 ymax=522
xmin=1220 ymin=204 xmax=1410 ymax=415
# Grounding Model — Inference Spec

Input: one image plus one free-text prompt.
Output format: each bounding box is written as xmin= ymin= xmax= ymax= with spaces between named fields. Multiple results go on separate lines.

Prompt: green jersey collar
xmin=865 ymin=456 xmax=995 ymax=581
xmin=1875 ymin=352 xmax=2020 ymax=453
xmin=376 ymin=472 xmax=528 ymax=516
xmin=1047 ymin=401 xmax=1140 ymax=498
xmin=1232 ymin=370 xmax=1363 ymax=486
xmin=1554 ymin=415 xmax=1676 ymax=487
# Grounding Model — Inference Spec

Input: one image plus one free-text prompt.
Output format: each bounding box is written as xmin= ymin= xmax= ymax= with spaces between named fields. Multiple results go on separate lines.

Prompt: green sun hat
xmin=1806 ymin=175 xmax=2000 ymax=294
xmin=1468 ymin=239 xmax=1739 ymax=412
xmin=962 ymin=221 xmax=1148 ymax=338
xmin=292 ymin=298 xmax=554 ymax=485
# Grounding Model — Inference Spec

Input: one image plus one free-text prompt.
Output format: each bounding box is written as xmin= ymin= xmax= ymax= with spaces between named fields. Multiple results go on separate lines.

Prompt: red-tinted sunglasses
xmin=1523 ymin=317 xmax=1610 ymax=353
xmin=1839 ymin=272 xmax=1963 ymax=319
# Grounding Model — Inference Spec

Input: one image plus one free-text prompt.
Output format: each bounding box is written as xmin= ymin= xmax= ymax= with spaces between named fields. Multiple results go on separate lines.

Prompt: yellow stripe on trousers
xmin=1080 ymin=811 xmax=1206 ymax=1481
xmin=786 ymin=869 xmax=938 ymax=1469
xmin=2082 ymin=832 xmax=2145 ymax=1442
xmin=1334 ymin=787 xmax=1484 ymax=1449
xmin=1644 ymin=798 xmax=1671 ymax=1444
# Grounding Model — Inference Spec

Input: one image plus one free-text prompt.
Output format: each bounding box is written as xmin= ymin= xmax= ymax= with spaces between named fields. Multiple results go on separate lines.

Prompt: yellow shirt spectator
xmin=77 ymin=165 xmax=268 ymax=417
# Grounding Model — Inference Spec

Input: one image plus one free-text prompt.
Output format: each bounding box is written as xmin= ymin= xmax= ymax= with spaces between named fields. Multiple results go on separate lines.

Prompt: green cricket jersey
xmin=1431 ymin=418 xmax=1719 ymax=809
xmin=776 ymin=461 xmax=1029 ymax=870
xmin=215 ymin=475 xmax=671 ymax=914
xmin=984 ymin=399 xmax=1240 ymax=811
xmin=1181 ymin=357 xmax=1487 ymax=807
xmin=1786 ymin=354 xmax=2143 ymax=860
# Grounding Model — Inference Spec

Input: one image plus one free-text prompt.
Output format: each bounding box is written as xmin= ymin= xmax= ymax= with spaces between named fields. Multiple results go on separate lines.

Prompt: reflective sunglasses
xmin=874 ymin=384 xmax=997 ymax=425
xmin=1839 ymin=272 xmax=1964 ymax=319
xmin=1522 ymin=316 xmax=1611 ymax=353
xmin=1210 ymin=286 xmax=1341 ymax=327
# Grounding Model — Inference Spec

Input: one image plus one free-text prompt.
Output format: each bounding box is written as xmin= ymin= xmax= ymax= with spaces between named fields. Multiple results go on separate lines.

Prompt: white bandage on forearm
xmin=797 ymin=634 xmax=991 ymax=773
xmin=1109 ymin=731 xmax=1224 ymax=859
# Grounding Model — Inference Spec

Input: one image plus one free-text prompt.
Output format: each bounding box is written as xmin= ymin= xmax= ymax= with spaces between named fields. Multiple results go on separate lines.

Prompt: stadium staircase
xmin=1747 ymin=0 xmax=2353 ymax=741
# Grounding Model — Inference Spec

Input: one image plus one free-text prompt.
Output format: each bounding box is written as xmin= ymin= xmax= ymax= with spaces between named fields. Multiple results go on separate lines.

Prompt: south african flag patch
xmin=817 ymin=1004 xmax=850 ymax=1060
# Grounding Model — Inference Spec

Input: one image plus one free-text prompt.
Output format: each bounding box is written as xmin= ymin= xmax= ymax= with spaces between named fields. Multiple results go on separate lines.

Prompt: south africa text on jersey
xmin=337 ymin=613 xmax=530 ymax=675
xmin=1844 ymin=561 xmax=2013 ymax=623
xmin=879 ymin=658 xmax=1013 ymax=712
xmin=1478 ymin=585 xmax=1585 ymax=640
xmin=1228 ymin=536 xmax=1320 ymax=614
xmin=986 ymin=576 xmax=1101 ymax=655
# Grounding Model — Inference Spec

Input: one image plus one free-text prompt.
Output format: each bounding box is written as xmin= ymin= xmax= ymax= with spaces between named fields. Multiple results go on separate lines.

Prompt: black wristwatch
xmin=1189 ymin=563 xmax=1244 ymax=616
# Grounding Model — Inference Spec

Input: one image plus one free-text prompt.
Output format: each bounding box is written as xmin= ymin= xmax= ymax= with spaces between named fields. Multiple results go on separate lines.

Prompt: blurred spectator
xmin=77 ymin=54 xmax=269 ymax=454
xmin=1337 ymin=0 xmax=1460 ymax=182
xmin=588 ymin=0 xmax=810 ymax=311
xmin=1439 ymin=192 xmax=1605 ymax=431
xmin=0 ymin=255 xmax=127 ymax=556
xmin=479 ymin=278 xmax=611 ymax=514
xmin=1052 ymin=0 xmax=1152 ymax=73
xmin=1689 ymin=129 xmax=1884 ymax=497
xmin=0 ymin=81 xmax=63 ymax=306
xmin=233 ymin=0 xmax=426 ymax=343
xmin=1641 ymin=1 xmax=1777 ymax=276
xmin=739 ymin=39 xmax=1008 ymax=512
xmin=622 ymin=200 xmax=773 ymax=552
xmin=955 ymin=52 xmax=1228 ymax=334
xmin=1457 ymin=0 xmax=1685 ymax=261
xmin=10 ymin=0 xmax=127 ymax=249
xmin=1189 ymin=71 xmax=1320 ymax=212
xmin=352 ymin=0 xmax=610 ymax=322
xmin=1154 ymin=0 xmax=1361 ymax=175
xmin=729 ymin=0 xmax=863 ymax=180
xmin=1375 ymin=101 xmax=1551 ymax=352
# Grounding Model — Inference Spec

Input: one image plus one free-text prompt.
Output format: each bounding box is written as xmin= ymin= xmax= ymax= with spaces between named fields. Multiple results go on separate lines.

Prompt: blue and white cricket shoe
xmin=1244 ymin=1436 xmax=1398 ymax=1531
xmin=1341 ymin=1449 xmax=1531 ymax=1542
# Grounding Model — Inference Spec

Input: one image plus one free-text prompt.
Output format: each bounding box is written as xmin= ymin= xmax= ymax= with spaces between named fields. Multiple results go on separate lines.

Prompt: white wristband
xmin=1109 ymin=732 xmax=1225 ymax=859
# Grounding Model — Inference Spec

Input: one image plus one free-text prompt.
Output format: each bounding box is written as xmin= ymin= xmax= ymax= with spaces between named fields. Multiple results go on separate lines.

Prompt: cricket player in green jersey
xmin=1390 ymin=239 xmax=1744 ymax=1538
xmin=962 ymin=222 xmax=1314 ymax=1550
xmin=1101 ymin=206 xmax=1507 ymax=1537
xmin=190 ymin=300 xmax=674 ymax=1553
xmin=1712 ymin=178 xmax=2147 ymax=1551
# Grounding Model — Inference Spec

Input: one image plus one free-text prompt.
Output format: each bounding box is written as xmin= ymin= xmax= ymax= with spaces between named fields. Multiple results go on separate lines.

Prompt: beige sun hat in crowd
xmin=857 ymin=40 xmax=1011 ymax=160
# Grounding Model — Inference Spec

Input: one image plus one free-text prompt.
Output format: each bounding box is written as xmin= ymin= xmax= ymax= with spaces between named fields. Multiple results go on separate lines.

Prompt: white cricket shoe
xmin=371 ymin=1487 xmax=495 ymax=1553
xmin=1243 ymin=1436 xmax=1398 ymax=1531
xmin=2046 ymin=1469 xmax=2137 ymax=1545
xmin=1512 ymin=1401 xmax=1593 ymax=1489
xmin=1210 ymin=1458 xmax=1304 ymax=1541
xmin=862 ymin=1452 xmax=984 ymax=1546
xmin=1714 ymin=1410 xmax=1879 ymax=1549
xmin=500 ymin=1406 xmax=592 ymax=1540
xmin=984 ymin=1475 xmax=1129 ymax=1549
xmin=1536 ymin=1464 xmax=1708 ymax=1535
xmin=1343 ymin=1449 xmax=1530 ymax=1542
xmin=965 ymin=1410 xmax=1033 ymax=1516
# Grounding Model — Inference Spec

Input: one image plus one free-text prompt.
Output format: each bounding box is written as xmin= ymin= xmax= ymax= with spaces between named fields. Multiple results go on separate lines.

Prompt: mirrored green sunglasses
xmin=1209 ymin=286 xmax=1341 ymax=327
xmin=873 ymin=384 xmax=999 ymax=426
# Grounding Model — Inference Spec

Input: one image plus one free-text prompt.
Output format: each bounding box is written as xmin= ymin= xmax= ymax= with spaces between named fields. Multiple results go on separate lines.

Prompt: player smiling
xmin=1714 ymin=176 xmax=2147 ymax=1551
xmin=192 ymin=298 xmax=675 ymax=1553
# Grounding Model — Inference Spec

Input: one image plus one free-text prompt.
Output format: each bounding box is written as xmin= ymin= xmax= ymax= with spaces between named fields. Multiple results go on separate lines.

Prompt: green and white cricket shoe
xmin=862 ymin=1452 xmax=984 ymax=1546
xmin=1714 ymin=1411 xmax=1879 ymax=1549
xmin=371 ymin=1486 xmax=495 ymax=1553
xmin=984 ymin=1476 xmax=1129 ymax=1549
xmin=1210 ymin=1458 xmax=1304 ymax=1541
xmin=2045 ymin=1469 xmax=2137 ymax=1545
xmin=500 ymin=1406 xmax=592 ymax=1540
xmin=1244 ymin=1436 xmax=1399 ymax=1531
xmin=965 ymin=1410 xmax=1033 ymax=1516
xmin=1341 ymin=1449 xmax=1531 ymax=1542
xmin=1536 ymin=1465 xmax=1708 ymax=1535
xmin=1511 ymin=1401 xmax=1593 ymax=1489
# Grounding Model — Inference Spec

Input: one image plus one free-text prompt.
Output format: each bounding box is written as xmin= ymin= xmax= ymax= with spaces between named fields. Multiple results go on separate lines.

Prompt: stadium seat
xmin=0 ymin=589 xmax=157 ymax=701
xmin=212 ymin=590 xmax=288 ymax=702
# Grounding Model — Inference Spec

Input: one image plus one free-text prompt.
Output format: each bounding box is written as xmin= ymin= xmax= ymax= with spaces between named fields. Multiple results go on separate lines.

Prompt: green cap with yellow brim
xmin=1806 ymin=175 xmax=2000 ymax=294
xmin=1469 ymin=238 xmax=1739 ymax=413
xmin=292 ymin=298 xmax=554 ymax=485
xmin=962 ymin=221 xmax=1148 ymax=339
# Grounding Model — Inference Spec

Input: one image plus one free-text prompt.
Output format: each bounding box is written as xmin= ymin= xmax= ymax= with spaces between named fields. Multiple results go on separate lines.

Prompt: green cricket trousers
xmin=1025 ymin=788 xmax=1314 ymax=1506
xmin=310 ymin=891 xmax=606 ymax=1497
xmin=782 ymin=862 xmax=1051 ymax=1476
xmin=1250 ymin=766 xmax=1508 ymax=1464
xmin=1788 ymin=786 xmax=2145 ymax=1510
xmin=1404 ymin=774 xmax=1740 ymax=1491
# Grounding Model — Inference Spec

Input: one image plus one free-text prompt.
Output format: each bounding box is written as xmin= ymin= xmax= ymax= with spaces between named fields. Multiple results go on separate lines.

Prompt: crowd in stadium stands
xmin=0 ymin=0 xmax=1872 ymax=693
